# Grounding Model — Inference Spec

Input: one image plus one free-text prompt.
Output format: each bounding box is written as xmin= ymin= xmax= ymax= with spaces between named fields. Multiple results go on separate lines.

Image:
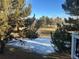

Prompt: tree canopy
xmin=62 ymin=0 xmax=79 ymax=16
xmin=0 ymin=0 xmax=32 ymax=40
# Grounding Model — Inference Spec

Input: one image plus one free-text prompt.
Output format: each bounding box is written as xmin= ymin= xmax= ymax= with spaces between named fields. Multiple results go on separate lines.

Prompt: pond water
xmin=7 ymin=38 xmax=56 ymax=55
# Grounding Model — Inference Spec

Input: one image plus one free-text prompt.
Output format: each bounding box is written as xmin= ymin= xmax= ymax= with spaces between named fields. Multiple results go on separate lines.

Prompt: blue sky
xmin=26 ymin=0 xmax=70 ymax=18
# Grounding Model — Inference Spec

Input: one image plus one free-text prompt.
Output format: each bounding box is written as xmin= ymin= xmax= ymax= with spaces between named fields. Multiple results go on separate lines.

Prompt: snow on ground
xmin=6 ymin=38 xmax=56 ymax=55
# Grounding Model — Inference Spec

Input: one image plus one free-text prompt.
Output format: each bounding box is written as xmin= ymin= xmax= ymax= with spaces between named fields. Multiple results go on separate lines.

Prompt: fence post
xmin=71 ymin=32 xmax=78 ymax=59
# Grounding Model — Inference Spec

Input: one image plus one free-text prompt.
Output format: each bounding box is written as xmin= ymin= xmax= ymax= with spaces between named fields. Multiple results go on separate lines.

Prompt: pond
xmin=7 ymin=38 xmax=57 ymax=55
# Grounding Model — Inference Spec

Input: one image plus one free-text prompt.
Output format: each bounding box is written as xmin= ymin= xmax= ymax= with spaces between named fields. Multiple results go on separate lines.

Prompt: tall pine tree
xmin=62 ymin=0 xmax=79 ymax=16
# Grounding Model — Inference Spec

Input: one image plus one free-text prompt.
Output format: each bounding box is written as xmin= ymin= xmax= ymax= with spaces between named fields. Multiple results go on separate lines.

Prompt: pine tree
xmin=62 ymin=0 xmax=79 ymax=16
xmin=0 ymin=0 xmax=32 ymax=40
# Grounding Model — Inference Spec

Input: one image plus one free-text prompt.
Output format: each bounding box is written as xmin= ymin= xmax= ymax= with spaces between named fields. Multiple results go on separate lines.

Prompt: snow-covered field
xmin=6 ymin=38 xmax=56 ymax=55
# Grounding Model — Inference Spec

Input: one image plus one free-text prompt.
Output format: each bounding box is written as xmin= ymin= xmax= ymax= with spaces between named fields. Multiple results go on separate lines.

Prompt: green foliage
xmin=34 ymin=20 xmax=42 ymax=31
xmin=24 ymin=18 xmax=35 ymax=27
xmin=22 ymin=4 xmax=32 ymax=17
xmin=25 ymin=30 xmax=38 ymax=39
xmin=24 ymin=15 xmax=40 ymax=39
xmin=0 ymin=0 xmax=32 ymax=40
xmin=53 ymin=27 xmax=71 ymax=52
xmin=64 ymin=17 xmax=79 ymax=31
xmin=8 ymin=0 xmax=32 ymax=38
xmin=62 ymin=0 xmax=79 ymax=16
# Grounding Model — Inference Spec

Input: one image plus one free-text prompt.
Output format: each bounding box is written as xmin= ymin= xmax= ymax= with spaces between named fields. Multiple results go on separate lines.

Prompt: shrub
xmin=25 ymin=30 xmax=39 ymax=39
xmin=52 ymin=28 xmax=71 ymax=53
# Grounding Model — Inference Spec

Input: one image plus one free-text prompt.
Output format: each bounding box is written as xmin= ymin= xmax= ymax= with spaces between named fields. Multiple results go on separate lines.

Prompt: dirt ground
xmin=0 ymin=46 xmax=71 ymax=59
xmin=0 ymin=47 xmax=45 ymax=59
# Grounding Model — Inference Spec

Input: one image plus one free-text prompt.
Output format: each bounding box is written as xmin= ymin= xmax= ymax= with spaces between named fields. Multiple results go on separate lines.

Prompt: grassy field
xmin=0 ymin=46 xmax=71 ymax=59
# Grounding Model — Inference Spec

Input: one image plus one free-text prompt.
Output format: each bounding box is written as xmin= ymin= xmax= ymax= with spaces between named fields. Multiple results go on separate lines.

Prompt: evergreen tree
xmin=62 ymin=0 xmax=79 ymax=16
xmin=0 ymin=0 xmax=32 ymax=40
